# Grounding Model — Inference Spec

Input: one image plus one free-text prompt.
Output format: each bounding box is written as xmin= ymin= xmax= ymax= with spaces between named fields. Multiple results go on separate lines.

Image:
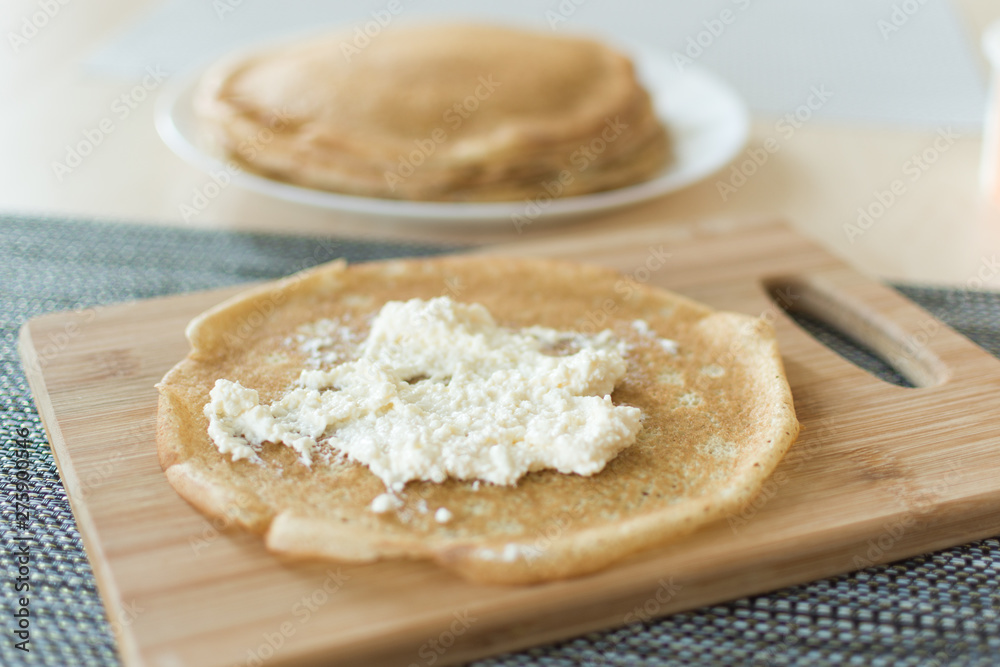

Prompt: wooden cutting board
xmin=19 ymin=218 xmax=1000 ymax=667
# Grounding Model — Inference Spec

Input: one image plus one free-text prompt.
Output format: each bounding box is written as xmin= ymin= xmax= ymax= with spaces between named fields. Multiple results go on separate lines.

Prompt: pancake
xmin=194 ymin=24 xmax=670 ymax=202
xmin=156 ymin=257 xmax=799 ymax=584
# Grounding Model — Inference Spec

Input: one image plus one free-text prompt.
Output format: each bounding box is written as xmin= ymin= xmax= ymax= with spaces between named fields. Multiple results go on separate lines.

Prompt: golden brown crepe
xmin=194 ymin=24 xmax=669 ymax=202
xmin=156 ymin=257 xmax=799 ymax=584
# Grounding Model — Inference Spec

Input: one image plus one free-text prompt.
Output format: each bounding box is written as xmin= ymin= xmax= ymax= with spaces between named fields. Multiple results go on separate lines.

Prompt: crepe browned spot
xmin=156 ymin=257 xmax=799 ymax=584
xmin=194 ymin=24 xmax=669 ymax=202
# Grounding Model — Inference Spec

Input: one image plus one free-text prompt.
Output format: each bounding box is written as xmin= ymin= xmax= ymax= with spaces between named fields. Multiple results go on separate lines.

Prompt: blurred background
xmin=83 ymin=0 xmax=987 ymax=127
xmin=2 ymin=0 xmax=999 ymax=284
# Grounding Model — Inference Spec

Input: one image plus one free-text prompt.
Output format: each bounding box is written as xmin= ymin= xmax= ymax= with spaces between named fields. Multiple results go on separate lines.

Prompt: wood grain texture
xmin=19 ymin=218 xmax=1000 ymax=667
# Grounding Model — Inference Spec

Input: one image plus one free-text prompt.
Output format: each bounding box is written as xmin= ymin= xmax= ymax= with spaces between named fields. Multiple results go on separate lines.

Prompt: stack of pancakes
xmin=195 ymin=24 xmax=669 ymax=202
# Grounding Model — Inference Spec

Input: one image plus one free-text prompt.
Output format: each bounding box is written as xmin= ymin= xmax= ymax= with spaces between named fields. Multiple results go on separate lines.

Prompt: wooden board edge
xmin=16 ymin=217 xmax=812 ymax=339
xmin=478 ymin=216 xmax=793 ymax=257
xmin=16 ymin=321 xmax=142 ymax=667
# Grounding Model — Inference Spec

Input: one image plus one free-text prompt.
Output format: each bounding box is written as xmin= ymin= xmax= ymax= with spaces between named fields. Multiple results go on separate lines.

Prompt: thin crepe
xmin=156 ymin=257 xmax=799 ymax=584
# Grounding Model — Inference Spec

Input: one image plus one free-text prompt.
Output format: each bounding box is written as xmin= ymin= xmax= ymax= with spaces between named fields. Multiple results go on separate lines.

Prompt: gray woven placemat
xmin=1 ymin=215 xmax=998 ymax=667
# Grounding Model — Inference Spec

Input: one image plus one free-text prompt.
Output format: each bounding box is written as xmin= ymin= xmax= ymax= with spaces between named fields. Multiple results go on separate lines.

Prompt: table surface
xmin=3 ymin=0 xmax=1000 ymax=288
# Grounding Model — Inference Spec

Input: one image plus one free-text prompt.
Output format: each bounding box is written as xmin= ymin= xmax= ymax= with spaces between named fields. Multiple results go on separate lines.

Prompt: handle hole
xmin=777 ymin=303 xmax=914 ymax=388
xmin=764 ymin=277 xmax=946 ymax=389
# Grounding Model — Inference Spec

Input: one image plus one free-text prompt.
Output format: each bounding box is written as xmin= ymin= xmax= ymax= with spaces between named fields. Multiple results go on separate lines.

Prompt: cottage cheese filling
xmin=204 ymin=297 xmax=642 ymax=497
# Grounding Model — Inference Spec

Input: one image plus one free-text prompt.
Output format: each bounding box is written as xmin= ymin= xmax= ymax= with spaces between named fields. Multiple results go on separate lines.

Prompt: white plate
xmin=155 ymin=46 xmax=749 ymax=226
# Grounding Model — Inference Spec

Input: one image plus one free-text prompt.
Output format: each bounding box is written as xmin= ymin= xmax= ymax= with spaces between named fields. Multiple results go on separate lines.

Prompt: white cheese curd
xmin=370 ymin=492 xmax=404 ymax=514
xmin=205 ymin=296 xmax=642 ymax=501
xmin=631 ymin=318 xmax=678 ymax=354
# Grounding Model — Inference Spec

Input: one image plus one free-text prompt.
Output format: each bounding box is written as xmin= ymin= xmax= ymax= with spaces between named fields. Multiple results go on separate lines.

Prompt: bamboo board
xmin=19 ymin=218 xmax=1000 ymax=667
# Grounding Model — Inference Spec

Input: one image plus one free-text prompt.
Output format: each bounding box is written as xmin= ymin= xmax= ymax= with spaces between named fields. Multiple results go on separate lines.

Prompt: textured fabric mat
xmin=1 ymin=215 xmax=999 ymax=666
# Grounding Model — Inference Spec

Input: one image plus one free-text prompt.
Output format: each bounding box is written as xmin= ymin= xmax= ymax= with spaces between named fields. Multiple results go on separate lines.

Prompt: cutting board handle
xmin=762 ymin=267 xmax=981 ymax=388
